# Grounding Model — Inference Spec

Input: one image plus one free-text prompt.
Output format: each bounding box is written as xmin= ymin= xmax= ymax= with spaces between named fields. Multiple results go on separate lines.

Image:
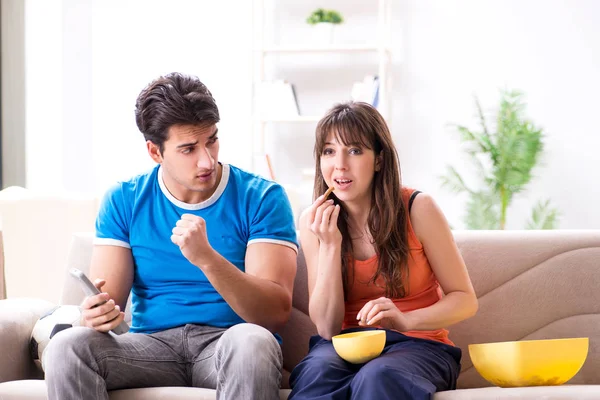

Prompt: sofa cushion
xmin=4 ymin=380 xmax=600 ymax=399
xmin=0 ymin=380 xmax=293 ymax=399
xmin=434 ymin=385 xmax=600 ymax=399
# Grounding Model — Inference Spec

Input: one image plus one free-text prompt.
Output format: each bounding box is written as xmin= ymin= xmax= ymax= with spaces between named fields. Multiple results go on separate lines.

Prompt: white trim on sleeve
xmin=93 ymin=238 xmax=131 ymax=249
xmin=247 ymin=238 xmax=298 ymax=254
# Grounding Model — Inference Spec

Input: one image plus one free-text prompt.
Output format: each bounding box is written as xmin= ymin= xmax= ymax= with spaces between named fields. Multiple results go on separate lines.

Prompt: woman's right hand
xmin=305 ymin=194 xmax=342 ymax=246
xmin=80 ymin=278 xmax=125 ymax=333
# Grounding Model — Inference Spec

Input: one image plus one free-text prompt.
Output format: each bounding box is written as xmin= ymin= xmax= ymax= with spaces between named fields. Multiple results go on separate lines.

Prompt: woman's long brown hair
xmin=313 ymin=102 xmax=410 ymax=299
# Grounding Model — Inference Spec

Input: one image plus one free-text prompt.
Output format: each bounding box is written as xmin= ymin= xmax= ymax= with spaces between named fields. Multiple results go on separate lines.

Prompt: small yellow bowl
xmin=469 ymin=337 xmax=589 ymax=388
xmin=332 ymin=330 xmax=386 ymax=364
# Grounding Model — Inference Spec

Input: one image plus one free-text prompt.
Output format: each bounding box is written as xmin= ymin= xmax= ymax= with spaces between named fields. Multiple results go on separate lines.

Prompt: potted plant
xmin=306 ymin=8 xmax=344 ymax=44
xmin=440 ymin=89 xmax=560 ymax=230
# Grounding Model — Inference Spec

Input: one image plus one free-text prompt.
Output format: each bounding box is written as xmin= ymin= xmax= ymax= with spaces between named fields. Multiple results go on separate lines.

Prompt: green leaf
xmin=474 ymin=96 xmax=490 ymax=137
xmin=306 ymin=9 xmax=343 ymax=24
xmin=526 ymin=199 xmax=560 ymax=229
xmin=454 ymin=125 xmax=490 ymax=154
xmin=465 ymin=149 xmax=488 ymax=177
xmin=465 ymin=191 xmax=500 ymax=230
xmin=439 ymin=166 xmax=473 ymax=194
xmin=492 ymin=90 xmax=544 ymax=195
xmin=442 ymin=88 xmax=560 ymax=230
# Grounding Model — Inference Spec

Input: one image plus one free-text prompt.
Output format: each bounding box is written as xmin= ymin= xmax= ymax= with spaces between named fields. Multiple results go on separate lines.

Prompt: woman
xmin=289 ymin=102 xmax=478 ymax=400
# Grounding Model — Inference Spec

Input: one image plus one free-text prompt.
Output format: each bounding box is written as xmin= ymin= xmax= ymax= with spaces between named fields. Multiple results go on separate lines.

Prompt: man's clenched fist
xmin=171 ymin=213 xmax=216 ymax=268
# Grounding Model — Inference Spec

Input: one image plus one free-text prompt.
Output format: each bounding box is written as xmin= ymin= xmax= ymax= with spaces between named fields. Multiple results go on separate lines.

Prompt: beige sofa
xmin=0 ymin=186 xmax=98 ymax=303
xmin=1 ymin=230 xmax=599 ymax=399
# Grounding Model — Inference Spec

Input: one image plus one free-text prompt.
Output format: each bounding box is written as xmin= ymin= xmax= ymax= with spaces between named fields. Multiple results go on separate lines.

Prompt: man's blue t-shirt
xmin=95 ymin=163 xmax=298 ymax=333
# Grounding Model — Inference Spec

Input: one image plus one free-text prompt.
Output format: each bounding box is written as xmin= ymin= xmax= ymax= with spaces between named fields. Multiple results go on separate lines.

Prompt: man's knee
xmin=44 ymin=327 xmax=97 ymax=372
xmin=216 ymin=323 xmax=281 ymax=373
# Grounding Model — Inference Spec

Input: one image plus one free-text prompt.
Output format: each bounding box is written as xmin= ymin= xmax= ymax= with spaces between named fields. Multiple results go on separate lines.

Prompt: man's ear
xmin=147 ymin=141 xmax=163 ymax=164
xmin=375 ymin=152 xmax=383 ymax=171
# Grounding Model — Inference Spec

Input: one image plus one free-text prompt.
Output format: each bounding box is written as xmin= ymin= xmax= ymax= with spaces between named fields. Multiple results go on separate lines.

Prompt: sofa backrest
xmin=63 ymin=230 xmax=600 ymax=389
xmin=449 ymin=230 xmax=600 ymax=388
xmin=0 ymin=187 xmax=98 ymax=303
xmin=283 ymin=230 xmax=600 ymax=389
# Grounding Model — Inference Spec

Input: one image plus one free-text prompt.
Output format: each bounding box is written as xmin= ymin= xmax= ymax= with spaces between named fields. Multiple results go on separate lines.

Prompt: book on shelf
xmin=256 ymin=80 xmax=300 ymax=119
xmin=350 ymin=75 xmax=379 ymax=108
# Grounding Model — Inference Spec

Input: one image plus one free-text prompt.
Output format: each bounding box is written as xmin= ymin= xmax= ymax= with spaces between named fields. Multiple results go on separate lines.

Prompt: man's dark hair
xmin=134 ymin=72 xmax=220 ymax=153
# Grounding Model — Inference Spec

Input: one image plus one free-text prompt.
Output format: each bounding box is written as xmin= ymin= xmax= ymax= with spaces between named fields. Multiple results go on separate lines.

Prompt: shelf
xmin=260 ymin=44 xmax=391 ymax=54
xmin=255 ymin=115 xmax=321 ymax=123
xmin=251 ymin=0 xmax=393 ymax=175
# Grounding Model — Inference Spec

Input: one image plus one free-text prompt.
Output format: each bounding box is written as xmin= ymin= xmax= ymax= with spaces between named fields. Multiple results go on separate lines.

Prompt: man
xmin=45 ymin=72 xmax=298 ymax=400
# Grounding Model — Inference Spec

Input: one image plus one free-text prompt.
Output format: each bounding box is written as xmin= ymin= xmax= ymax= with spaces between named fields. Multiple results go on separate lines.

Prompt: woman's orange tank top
xmin=342 ymin=187 xmax=454 ymax=346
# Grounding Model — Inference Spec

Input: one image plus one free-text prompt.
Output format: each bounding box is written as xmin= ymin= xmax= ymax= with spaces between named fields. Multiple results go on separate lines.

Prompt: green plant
xmin=306 ymin=8 xmax=344 ymax=25
xmin=440 ymin=89 xmax=560 ymax=230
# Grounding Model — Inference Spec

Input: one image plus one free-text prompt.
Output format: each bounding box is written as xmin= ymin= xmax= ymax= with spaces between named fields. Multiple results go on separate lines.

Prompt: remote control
xmin=69 ymin=268 xmax=129 ymax=335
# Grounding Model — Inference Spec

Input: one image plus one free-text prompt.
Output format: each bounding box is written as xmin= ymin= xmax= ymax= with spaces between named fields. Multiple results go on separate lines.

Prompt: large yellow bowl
xmin=332 ymin=330 xmax=386 ymax=364
xmin=469 ymin=337 xmax=589 ymax=388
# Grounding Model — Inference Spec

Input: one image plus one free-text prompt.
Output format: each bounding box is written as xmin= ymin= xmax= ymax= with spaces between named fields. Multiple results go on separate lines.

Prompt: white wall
xmin=392 ymin=0 xmax=600 ymax=229
xmin=15 ymin=0 xmax=253 ymax=197
xmin=90 ymin=0 xmax=254 ymax=193
xmin=264 ymin=0 xmax=600 ymax=229
xmin=12 ymin=0 xmax=600 ymax=228
xmin=24 ymin=0 xmax=64 ymax=191
xmin=63 ymin=0 xmax=94 ymax=192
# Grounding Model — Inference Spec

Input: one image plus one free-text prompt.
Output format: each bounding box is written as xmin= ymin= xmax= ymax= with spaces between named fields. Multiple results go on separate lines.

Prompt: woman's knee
xmin=291 ymin=341 xmax=349 ymax=383
xmin=303 ymin=341 xmax=345 ymax=368
xmin=352 ymin=360 xmax=436 ymax=399
xmin=355 ymin=360 xmax=391 ymax=381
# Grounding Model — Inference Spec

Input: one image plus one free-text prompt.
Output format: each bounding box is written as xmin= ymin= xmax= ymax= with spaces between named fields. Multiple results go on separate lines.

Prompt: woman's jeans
xmin=289 ymin=328 xmax=462 ymax=400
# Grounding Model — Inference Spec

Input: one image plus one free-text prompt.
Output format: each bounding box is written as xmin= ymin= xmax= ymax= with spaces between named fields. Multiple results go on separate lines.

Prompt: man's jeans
xmin=44 ymin=323 xmax=282 ymax=400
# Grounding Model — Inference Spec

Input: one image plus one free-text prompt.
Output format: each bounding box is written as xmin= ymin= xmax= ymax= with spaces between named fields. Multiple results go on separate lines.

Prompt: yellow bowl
xmin=332 ymin=330 xmax=386 ymax=364
xmin=469 ymin=337 xmax=589 ymax=388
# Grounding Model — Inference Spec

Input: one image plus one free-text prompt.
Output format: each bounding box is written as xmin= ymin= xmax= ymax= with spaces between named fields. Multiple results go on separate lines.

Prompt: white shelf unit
xmin=250 ymin=0 xmax=393 ymax=175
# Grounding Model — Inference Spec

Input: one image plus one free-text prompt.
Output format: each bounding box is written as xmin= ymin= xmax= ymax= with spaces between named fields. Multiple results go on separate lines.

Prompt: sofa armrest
xmin=0 ymin=298 xmax=55 ymax=382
